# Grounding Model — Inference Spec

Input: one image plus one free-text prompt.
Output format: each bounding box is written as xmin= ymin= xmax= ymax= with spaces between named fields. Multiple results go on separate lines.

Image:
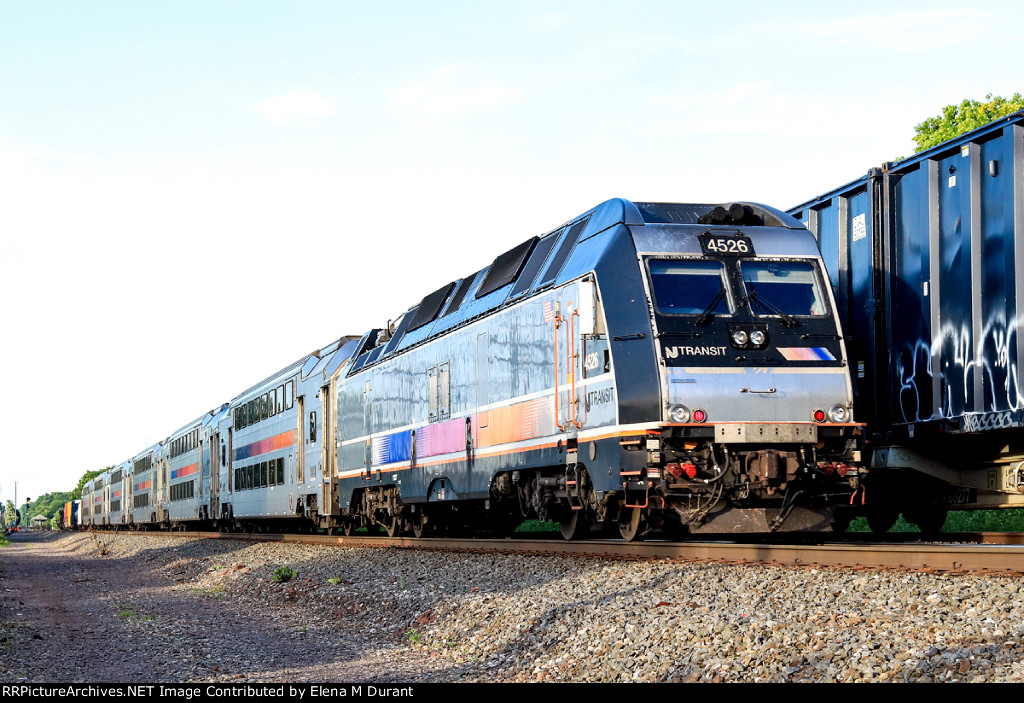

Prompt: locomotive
xmin=80 ymin=198 xmax=864 ymax=540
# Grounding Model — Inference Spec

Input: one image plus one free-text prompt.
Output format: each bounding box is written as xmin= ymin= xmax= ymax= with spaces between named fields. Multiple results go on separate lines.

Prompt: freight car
xmin=87 ymin=198 xmax=864 ymax=539
xmin=788 ymin=110 xmax=1024 ymax=532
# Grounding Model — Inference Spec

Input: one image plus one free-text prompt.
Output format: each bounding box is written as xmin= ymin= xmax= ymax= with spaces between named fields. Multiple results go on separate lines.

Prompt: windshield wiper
xmin=694 ymin=289 xmax=726 ymax=327
xmin=747 ymin=289 xmax=798 ymax=328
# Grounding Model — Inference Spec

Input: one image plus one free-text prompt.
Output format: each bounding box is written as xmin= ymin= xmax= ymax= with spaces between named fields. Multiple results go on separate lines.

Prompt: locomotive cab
xmin=621 ymin=203 xmax=863 ymax=536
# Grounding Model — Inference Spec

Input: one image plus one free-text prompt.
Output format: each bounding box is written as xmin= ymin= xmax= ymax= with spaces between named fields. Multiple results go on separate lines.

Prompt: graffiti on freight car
xmin=896 ymin=314 xmax=1024 ymax=424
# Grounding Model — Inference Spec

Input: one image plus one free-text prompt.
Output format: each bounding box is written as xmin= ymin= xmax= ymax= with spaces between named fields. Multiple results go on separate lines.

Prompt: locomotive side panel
xmin=335 ymin=274 xmax=623 ymax=531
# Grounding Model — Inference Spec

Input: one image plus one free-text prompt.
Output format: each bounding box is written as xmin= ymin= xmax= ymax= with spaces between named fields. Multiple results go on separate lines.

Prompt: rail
xmin=99 ymin=530 xmax=1024 ymax=575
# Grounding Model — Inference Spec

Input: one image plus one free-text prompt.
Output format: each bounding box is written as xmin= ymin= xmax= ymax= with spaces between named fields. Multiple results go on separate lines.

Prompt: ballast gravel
xmin=3 ymin=531 xmax=1024 ymax=683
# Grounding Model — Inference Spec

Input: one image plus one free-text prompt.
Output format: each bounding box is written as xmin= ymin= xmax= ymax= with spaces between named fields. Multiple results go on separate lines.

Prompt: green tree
xmin=913 ymin=93 xmax=1024 ymax=152
xmin=21 ymin=491 xmax=72 ymax=530
xmin=71 ymin=468 xmax=107 ymax=501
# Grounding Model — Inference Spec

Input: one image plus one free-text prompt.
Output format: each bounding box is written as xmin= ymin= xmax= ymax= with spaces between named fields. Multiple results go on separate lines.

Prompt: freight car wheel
xmin=906 ymin=506 xmax=948 ymax=534
xmin=618 ymin=507 xmax=647 ymax=542
xmin=866 ymin=507 xmax=898 ymax=534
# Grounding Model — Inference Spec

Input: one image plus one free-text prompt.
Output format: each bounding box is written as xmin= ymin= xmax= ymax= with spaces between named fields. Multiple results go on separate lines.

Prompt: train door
xmin=306 ymin=402 xmax=320 ymax=485
xmin=210 ymin=431 xmax=220 ymax=520
xmin=125 ymin=468 xmax=134 ymax=526
xmin=159 ymin=456 xmax=168 ymax=522
xmin=320 ymin=382 xmax=338 ymax=519
xmin=200 ymin=436 xmax=208 ymax=502
xmin=297 ymin=396 xmax=305 ymax=484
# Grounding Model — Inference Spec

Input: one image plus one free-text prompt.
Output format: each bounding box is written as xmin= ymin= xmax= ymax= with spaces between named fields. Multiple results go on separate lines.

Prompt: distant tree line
xmin=2 ymin=468 xmax=108 ymax=530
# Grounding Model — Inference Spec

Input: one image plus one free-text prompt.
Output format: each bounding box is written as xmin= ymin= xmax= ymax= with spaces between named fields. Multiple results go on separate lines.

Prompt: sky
xmin=1 ymin=0 xmax=1022 ymax=504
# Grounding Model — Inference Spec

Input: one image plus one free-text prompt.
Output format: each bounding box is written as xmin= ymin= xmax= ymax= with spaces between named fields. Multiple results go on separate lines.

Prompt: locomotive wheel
xmin=340 ymin=520 xmax=355 ymax=536
xmin=383 ymin=514 xmax=402 ymax=538
xmin=559 ymin=509 xmax=589 ymax=541
xmin=830 ymin=509 xmax=853 ymax=533
xmin=618 ymin=507 xmax=647 ymax=542
xmin=412 ymin=513 xmax=430 ymax=539
xmin=660 ymin=518 xmax=688 ymax=542
xmin=490 ymin=512 xmax=521 ymax=538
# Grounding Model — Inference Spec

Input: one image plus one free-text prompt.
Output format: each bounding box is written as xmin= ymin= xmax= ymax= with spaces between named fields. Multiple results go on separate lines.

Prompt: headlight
xmin=670 ymin=404 xmax=691 ymax=423
xmin=731 ymin=329 xmax=749 ymax=346
xmin=827 ymin=404 xmax=849 ymax=423
xmin=749 ymin=330 xmax=766 ymax=346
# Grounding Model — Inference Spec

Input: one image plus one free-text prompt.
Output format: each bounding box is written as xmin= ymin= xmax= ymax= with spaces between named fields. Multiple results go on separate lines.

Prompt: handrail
xmin=554 ymin=314 xmax=566 ymax=431
xmin=569 ymin=309 xmax=581 ymax=429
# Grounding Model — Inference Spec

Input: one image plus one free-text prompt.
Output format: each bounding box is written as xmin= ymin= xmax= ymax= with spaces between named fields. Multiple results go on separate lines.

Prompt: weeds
xmin=406 ymin=629 xmax=423 ymax=645
xmin=846 ymin=508 xmax=1024 ymax=533
xmin=89 ymin=532 xmax=111 ymax=556
xmin=187 ymin=585 xmax=225 ymax=600
xmin=273 ymin=566 xmax=295 ymax=583
xmin=327 ymin=576 xmax=343 ymax=585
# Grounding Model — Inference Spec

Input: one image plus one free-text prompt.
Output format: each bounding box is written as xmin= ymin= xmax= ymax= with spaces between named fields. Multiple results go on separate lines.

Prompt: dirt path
xmin=0 ymin=531 xmax=440 ymax=683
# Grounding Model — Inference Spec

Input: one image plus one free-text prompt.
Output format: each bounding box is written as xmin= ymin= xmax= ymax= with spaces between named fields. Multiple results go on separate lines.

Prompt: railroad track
xmin=102 ymin=529 xmax=1024 ymax=575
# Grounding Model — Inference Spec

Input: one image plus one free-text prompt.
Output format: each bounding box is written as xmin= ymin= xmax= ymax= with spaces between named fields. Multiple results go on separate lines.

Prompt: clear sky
xmin=1 ymin=0 xmax=1022 ymax=504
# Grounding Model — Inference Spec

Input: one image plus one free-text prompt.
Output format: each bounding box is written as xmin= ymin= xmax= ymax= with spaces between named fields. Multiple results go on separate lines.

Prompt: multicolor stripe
xmin=372 ymin=430 xmax=414 ymax=465
xmin=234 ymin=429 xmax=297 ymax=461
xmin=777 ymin=347 xmax=835 ymax=361
xmin=171 ymin=463 xmax=198 ymax=480
xmin=415 ymin=418 xmax=466 ymax=458
xmin=111 ymin=489 xmax=122 ymax=499
xmin=135 ymin=480 xmax=152 ymax=492
xmin=477 ymin=396 xmax=552 ymax=447
xmin=365 ymin=395 xmax=558 ymax=468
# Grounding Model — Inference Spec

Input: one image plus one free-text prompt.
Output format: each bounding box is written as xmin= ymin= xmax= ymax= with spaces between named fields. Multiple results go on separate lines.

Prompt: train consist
xmin=79 ymin=198 xmax=864 ymax=540
xmin=788 ymin=110 xmax=1024 ymax=531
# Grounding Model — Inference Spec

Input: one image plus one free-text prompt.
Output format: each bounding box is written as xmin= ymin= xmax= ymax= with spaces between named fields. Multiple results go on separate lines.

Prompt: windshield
xmin=740 ymin=260 xmax=828 ymax=317
xmin=648 ymin=260 xmax=732 ymax=316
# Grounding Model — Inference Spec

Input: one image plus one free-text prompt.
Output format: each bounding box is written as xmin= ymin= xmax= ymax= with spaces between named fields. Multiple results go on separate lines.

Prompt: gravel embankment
xmin=2 ymin=531 xmax=1024 ymax=683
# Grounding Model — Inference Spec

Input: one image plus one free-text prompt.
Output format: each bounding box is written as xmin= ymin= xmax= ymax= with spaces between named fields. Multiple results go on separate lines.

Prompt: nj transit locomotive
xmin=81 ymin=199 xmax=863 ymax=540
